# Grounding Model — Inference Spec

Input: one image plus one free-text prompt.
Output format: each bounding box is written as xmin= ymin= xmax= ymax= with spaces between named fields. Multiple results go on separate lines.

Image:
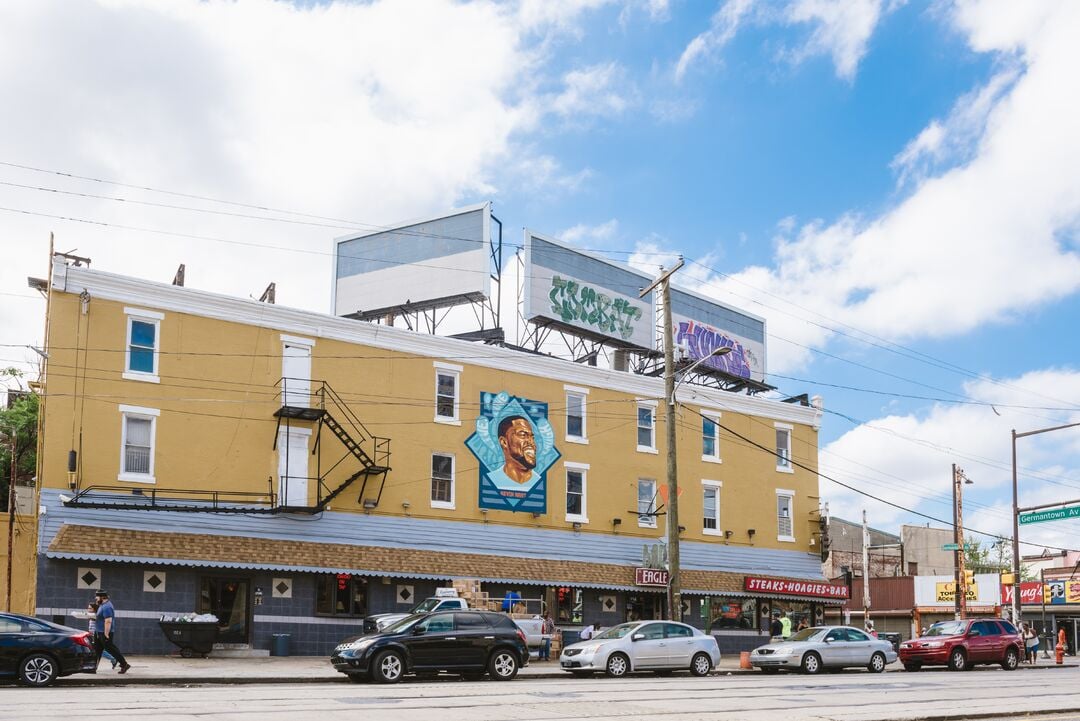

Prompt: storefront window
xmin=707 ymin=598 xmax=756 ymax=630
xmin=555 ymin=586 xmax=583 ymax=624
xmin=315 ymin=573 xmax=367 ymax=617
xmin=769 ymin=600 xmax=813 ymax=632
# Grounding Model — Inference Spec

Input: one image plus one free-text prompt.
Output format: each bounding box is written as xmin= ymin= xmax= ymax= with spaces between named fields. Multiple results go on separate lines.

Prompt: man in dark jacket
xmin=770 ymin=611 xmax=783 ymax=641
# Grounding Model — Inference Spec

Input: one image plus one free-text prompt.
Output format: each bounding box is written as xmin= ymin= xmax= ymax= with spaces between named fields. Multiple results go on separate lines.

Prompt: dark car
xmin=899 ymin=618 xmax=1023 ymax=672
xmin=0 ymin=612 xmax=98 ymax=686
xmin=331 ymin=610 xmax=529 ymax=683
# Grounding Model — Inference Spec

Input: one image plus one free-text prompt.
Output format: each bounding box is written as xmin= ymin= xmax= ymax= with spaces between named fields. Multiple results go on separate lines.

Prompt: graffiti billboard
xmin=669 ymin=286 xmax=766 ymax=382
xmin=333 ymin=202 xmax=491 ymax=318
xmin=465 ymin=391 xmax=561 ymax=514
xmin=523 ymin=231 xmax=655 ymax=350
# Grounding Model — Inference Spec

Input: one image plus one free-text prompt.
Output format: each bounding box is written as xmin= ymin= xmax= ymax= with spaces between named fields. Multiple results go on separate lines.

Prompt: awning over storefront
xmin=46 ymin=523 xmax=834 ymax=598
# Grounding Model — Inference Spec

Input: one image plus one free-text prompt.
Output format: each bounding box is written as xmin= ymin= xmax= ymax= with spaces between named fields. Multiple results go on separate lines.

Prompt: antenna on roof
xmin=172 ymin=264 xmax=186 ymax=287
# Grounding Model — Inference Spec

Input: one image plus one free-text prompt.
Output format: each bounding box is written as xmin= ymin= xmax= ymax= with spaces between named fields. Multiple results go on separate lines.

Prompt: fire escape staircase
xmin=64 ymin=379 xmax=391 ymax=514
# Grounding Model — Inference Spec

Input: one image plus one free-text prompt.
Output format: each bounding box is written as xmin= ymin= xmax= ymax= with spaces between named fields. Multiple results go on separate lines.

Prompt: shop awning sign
xmin=635 ymin=567 xmax=670 ymax=587
xmin=744 ymin=576 xmax=849 ymax=599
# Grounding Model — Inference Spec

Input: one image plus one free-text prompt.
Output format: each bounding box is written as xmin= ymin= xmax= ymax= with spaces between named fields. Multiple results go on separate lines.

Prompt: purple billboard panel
xmin=669 ymin=286 xmax=766 ymax=382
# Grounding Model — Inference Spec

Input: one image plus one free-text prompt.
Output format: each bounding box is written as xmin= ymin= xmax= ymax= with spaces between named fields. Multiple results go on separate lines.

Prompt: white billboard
xmin=523 ymin=231 xmax=655 ymax=350
xmin=333 ymin=202 xmax=491 ymax=318
xmin=669 ymin=286 xmax=766 ymax=382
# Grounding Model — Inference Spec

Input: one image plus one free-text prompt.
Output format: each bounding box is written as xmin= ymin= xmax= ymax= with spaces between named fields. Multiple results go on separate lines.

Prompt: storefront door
xmin=198 ymin=577 xmax=250 ymax=645
xmin=626 ymin=594 xmax=663 ymax=622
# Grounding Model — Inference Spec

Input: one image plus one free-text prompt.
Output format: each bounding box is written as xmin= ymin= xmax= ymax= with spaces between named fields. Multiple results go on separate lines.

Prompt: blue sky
xmin=0 ymin=0 xmax=1078 ymax=556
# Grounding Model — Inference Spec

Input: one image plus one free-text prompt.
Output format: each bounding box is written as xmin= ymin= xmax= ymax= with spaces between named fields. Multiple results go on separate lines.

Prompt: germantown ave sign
xmin=744 ymin=576 xmax=850 ymax=599
xmin=1018 ymin=505 xmax=1080 ymax=526
xmin=635 ymin=567 xmax=670 ymax=587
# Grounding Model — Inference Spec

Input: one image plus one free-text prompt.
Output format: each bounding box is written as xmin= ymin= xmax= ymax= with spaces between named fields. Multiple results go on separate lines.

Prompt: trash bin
xmin=271 ymin=633 xmax=291 ymax=657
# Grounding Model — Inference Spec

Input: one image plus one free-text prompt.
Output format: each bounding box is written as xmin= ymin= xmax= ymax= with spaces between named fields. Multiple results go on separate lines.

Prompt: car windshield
xmin=593 ymin=623 xmax=639 ymax=640
xmin=381 ymin=614 xmax=424 ymax=634
xmin=788 ymin=627 xmax=826 ymax=642
xmin=925 ymin=621 xmax=967 ymax=637
xmin=411 ymin=599 xmax=442 ymax=613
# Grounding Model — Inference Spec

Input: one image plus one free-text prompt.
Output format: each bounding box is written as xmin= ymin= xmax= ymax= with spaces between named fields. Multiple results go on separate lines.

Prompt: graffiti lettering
xmin=548 ymin=276 xmax=643 ymax=340
xmin=676 ymin=321 xmax=753 ymax=379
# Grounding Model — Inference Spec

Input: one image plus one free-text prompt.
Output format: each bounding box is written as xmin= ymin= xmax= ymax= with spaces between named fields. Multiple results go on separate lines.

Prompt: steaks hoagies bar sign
xmin=745 ymin=576 xmax=850 ymax=599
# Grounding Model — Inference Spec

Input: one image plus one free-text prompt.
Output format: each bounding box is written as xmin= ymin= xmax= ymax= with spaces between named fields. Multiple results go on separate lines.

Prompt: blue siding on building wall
xmin=39 ymin=490 xmax=822 ymax=580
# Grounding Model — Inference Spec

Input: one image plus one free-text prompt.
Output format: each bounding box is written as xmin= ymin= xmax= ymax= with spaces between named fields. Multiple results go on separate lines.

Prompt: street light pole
xmin=1011 ymin=421 xmax=1080 ymax=624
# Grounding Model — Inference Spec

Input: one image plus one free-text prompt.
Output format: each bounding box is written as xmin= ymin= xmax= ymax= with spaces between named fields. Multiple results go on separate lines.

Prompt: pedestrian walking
xmin=93 ymin=591 xmax=131 ymax=674
xmin=865 ymin=620 xmax=878 ymax=638
xmin=86 ymin=602 xmax=118 ymax=670
xmin=770 ymin=611 xmax=783 ymax=642
xmin=779 ymin=611 xmax=792 ymax=639
xmin=539 ymin=612 xmax=556 ymax=661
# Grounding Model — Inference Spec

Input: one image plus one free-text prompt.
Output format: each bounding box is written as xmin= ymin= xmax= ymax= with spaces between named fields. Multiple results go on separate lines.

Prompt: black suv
xmin=331 ymin=610 xmax=529 ymax=683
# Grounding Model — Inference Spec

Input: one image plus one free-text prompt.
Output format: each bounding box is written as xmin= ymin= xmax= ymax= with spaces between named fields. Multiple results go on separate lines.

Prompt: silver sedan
xmin=750 ymin=625 xmax=898 ymax=674
xmin=559 ymin=621 xmax=721 ymax=677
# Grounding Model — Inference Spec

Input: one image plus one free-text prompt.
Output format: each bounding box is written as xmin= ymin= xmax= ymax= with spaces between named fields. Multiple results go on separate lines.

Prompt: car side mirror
xmin=631 ymin=633 xmax=645 ymax=642
xmin=412 ymin=626 xmax=426 ymax=635
xmin=824 ymin=637 xmax=833 ymax=643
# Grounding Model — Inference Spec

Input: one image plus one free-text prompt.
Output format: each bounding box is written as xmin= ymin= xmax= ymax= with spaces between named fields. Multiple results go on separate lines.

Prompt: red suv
xmin=899 ymin=618 xmax=1022 ymax=672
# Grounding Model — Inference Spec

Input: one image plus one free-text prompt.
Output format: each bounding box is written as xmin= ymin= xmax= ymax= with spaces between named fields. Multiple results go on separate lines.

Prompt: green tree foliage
xmin=963 ymin=535 xmax=1035 ymax=581
xmin=1 ymin=370 xmax=39 ymax=510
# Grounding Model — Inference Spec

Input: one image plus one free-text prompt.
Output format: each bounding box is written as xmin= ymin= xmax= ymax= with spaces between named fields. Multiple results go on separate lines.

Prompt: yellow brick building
xmin=29 ymin=255 xmax=839 ymax=655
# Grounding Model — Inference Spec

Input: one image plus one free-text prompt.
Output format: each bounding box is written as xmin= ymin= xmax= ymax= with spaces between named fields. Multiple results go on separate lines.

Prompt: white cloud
xmin=783 ymin=0 xmax=901 ymax=81
xmin=675 ymin=1 xmax=1080 ymax=372
xmin=674 ymin=0 xmax=753 ymax=83
xmin=820 ymin=368 xmax=1080 ymax=552
xmin=560 ymin=219 xmax=619 ymax=244
xmin=550 ymin=62 xmax=636 ymax=119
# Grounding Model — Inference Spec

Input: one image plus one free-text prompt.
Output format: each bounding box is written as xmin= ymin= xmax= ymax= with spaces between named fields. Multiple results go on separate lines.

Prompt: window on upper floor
xmin=118 ymin=405 xmax=159 ymax=483
xmin=777 ymin=490 xmax=795 ymax=541
xmin=565 ymin=386 xmax=588 ymax=443
xmin=637 ymin=402 xmax=656 ymax=452
xmin=565 ymin=463 xmax=588 ymax=523
xmin=430 ymin=452 xmax=455 ymax=509
xmin=638 ymin=478 xmax=658 ymax=528
xmin=702 ymin=480 xmax=721 ymax=535
xmin=123 ymin=307 xmax=163 ymax=383
xmin=702 ymin=412 xmax=721 ymax=462
xmin=433 ymin=363 xmax=461 ymax=424
xmin=315 ymin=573 xmax=367 ymax=617
xmin=775 ymin=424 xmax=793 ymax=472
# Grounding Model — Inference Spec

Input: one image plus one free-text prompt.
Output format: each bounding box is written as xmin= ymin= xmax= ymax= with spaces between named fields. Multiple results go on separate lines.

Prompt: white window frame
xmin=775 ymin=422 xmax=793 ymax=473
xmin=433 ymin=362 xmax=462 ymax=426
xmin=636 ymin=399 xmax=658 ymax=454
xmin=637 ymin=478 xmax=658 ymax=528
xmin=430 ymin=451 xmax=456 ymax=510
xmin=122 ymin=307 xmax=164 ymax=383
xmin=702 ymin=479 xmax=722 ymax=536
xmin=118 ymin=404 xmax=159 ymax=483
xmin=776 ymin=488 xmax=796 ymax=542
xmin=564 ymin=462 xmax=589 ymax=523
xmin=564 ymin=385 xmax=589 ymax=444
xmin=701 ymin=410 xmax=722 ymax=464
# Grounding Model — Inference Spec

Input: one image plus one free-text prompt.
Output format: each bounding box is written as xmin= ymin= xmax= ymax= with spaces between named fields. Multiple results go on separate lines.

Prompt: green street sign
xmin=941 ymin=543 xmax=969 ymax=551
xmin=1019 ymin=505 xmax=1080 ymax=526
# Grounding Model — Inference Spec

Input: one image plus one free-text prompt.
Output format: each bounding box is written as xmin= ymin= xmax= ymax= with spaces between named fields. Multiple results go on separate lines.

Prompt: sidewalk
xmin=54 ymin=655 xmax=1078 ymax=686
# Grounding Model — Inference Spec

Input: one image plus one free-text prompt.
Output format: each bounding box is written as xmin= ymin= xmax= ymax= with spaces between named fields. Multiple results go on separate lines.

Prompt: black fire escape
xmin=64 ymin=378 xmax=391 ymax=514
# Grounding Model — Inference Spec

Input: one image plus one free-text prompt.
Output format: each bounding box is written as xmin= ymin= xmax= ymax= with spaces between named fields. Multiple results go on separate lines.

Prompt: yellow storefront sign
xmin=936 ymin=582 xmax=978 ymax=603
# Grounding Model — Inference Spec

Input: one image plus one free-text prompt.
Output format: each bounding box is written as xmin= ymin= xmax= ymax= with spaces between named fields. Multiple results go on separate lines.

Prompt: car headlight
xmin=337 ymin=638 xmax=375 ymax=652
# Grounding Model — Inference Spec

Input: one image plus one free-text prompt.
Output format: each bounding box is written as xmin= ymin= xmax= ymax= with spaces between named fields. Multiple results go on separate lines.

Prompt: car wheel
xmin=372 ymin=650 xmax=405 ymax=684
xmin=605 ymin=652 xmax=630 ymax=678
xmin=800 ymin=652 xmax=823 ymax=675
xmin=18 ymin=654 xmax=58 ymax=687
xmin=489 ymin=649 xmax=519 ymax=681
xmin=690 ymin=652 xmax=712 ymax=677
xmin=948 ymin=648 xmax=967 ymax=672
xmin=867 ymin=652 xmax=887 ymax=674
xmin=902 ymin=663 xmax=921 ymax=672
xmin=1002 ymin=647 xmax=1020 ymax=671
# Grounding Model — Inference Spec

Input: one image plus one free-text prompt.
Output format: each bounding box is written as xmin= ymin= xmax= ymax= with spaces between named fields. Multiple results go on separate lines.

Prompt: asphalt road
xmin=3 ymin=666 xmax=1078 ymax=721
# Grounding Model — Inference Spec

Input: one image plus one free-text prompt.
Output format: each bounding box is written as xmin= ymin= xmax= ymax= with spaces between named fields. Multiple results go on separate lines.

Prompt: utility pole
xmin=6 ymin=431 xmax=15 ymax=612
xmin=862 ymin=510 xmax=871 ymax=625
xmin=641 ymin=258 xmax=684 ymax=621
xmin=952 ymin=464 xmax=971 ymax=620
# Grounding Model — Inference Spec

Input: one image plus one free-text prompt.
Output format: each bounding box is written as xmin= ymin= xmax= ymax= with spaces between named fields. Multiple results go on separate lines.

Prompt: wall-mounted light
xmin=723 ymin=530 xmax=733 ymax=540
xmin=612 ymin=517 xmax=622 ymax=526
xmin=401 ymin=500 xmax=411 ymax=510
xmin=572 ymin=521 xmax=582 ymax=531
xmin=362 ymin=498 xmax=378 ymax=510
xmin=747 ymin=528 xmax=756 ymax=540
xmin=678 ymin=525 xmax=686 ymax=533
xmin=532 ymin=512 xmax=541 ymax=519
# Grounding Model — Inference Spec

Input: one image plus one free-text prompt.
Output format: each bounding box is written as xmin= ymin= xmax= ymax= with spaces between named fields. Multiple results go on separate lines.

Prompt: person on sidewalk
xmin=94 ymin=590 xmax=131 ymax=674
xmin=87 ymin=602 xmax=118 ymax=670
xmin=779 ymin=611 xmax=792 ymax=639
xmin=578 ymin=622 xmax=595 ymax=642
xmin=538 ymin=613 xmax=556 ymax=661
xmin=769 ymin=612 xmax=783 ymax=642
xmin=1024 ymin=624 xmax=1039 ymax=664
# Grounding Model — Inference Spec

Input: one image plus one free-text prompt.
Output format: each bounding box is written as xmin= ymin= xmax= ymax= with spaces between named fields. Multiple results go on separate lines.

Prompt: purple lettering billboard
xmin=669 ymin=286 xmax=766 ymax=382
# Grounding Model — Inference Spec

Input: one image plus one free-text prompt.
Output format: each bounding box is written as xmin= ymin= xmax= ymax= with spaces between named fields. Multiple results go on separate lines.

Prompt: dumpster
xmin=159 ymin=620 xmax=219 ymax=658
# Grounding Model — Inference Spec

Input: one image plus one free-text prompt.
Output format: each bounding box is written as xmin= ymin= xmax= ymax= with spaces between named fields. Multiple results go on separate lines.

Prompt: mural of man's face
xmin=499 ymin=417 xmax=537 ymax=475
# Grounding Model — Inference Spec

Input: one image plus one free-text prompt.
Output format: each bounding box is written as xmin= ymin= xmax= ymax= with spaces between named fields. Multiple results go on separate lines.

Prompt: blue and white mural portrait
xmin=465 ymin=391 xmax=560 ymax=513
